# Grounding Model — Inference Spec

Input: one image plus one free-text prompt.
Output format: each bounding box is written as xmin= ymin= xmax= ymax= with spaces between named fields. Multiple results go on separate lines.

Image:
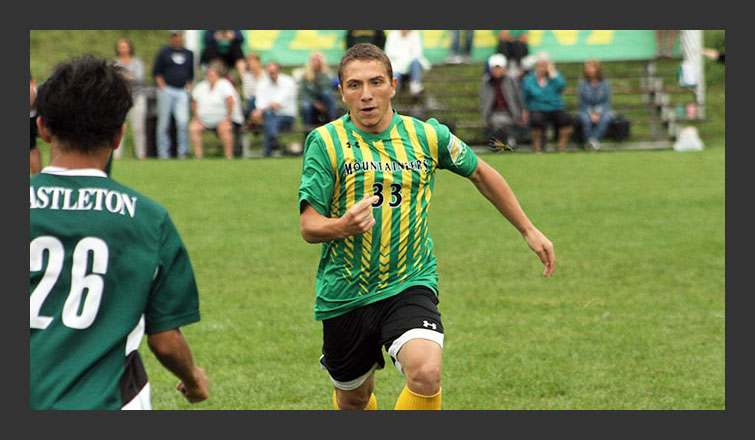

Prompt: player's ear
xmin=338 ymin=83 xmax=346 ymax=103
xmin=390 ymin=76 xmax=397 ymax=98
xmin=36 ymin=116 xmax=52 ymax=143
xmin=112 ymin=123 xmax=127 ymax=151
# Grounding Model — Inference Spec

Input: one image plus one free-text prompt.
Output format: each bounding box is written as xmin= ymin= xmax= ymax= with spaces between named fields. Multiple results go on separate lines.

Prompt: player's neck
xmin=48 ymin=144 xmax=113 ymax=171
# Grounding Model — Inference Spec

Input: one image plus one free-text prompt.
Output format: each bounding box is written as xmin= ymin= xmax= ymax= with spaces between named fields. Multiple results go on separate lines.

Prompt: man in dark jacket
xmin=479 ymin=53 xmax=526 ymax=147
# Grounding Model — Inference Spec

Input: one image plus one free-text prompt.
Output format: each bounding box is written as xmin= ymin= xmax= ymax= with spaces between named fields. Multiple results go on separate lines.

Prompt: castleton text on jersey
xmin=30 ymin=186 xmax=138 ymax=218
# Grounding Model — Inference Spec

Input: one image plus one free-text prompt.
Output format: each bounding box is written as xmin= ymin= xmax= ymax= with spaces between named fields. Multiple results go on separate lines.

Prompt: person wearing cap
xmin=152 ymin=30 xmax=194 ymax=159
xmin=480 ymin=53 xmax=526 ymax=148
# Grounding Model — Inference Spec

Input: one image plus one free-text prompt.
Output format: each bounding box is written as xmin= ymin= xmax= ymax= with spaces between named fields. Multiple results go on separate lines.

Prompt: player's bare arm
xmin=467 ymin=158 xmax=556 ymax=276
xmin=300 ymin=196 xmax=379 ymax=243
xmin=147 ymin=328 xmax=209 ymax=403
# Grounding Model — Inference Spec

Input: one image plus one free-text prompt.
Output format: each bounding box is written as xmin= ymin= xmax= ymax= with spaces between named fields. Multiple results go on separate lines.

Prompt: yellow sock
xmin=394 ymin=385 xmax=442 ymax=410
xmin=333 ymin=390 xmax=377 ymax=410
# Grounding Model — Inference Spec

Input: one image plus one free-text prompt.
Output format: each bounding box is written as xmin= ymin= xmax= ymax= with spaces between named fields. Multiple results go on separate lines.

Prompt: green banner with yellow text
xmin=238 ymin=30 xmax=677 ymax=66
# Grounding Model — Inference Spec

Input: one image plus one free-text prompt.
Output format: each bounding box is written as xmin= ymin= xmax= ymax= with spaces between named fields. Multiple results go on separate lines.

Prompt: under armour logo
xmin=346 ymin=140 xmax=360 ymax=149
xmin=423 ymin=320 xmax=437 ymax=330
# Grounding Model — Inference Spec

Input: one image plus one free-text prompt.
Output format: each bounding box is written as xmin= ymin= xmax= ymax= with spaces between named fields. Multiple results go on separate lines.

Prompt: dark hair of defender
xmin=337 ymin=43 xmax=393 ymax=84
xmin=35 ymin=55 xmax=133 ymax=154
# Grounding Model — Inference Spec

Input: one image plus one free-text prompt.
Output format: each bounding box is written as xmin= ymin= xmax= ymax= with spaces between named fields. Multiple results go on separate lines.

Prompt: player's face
xmin=339 ymin=59 xmax=396 ymax=134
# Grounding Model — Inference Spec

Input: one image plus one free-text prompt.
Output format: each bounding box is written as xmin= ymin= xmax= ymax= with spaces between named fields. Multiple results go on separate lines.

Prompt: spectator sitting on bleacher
xmin=480 ymin=53 xmax=526 ymax=148
xmin=201 ymin=30 xmax=247 ymax=79
xmin=577 ymin=59 xmax=613 ymax=151
xmin=384 ymin=30 xmax=431 ymax=96
xmin=251 ymin=61 xmax=297 ymax=157
xmin=298 ymin=51 xmax=337 ymax=128
xmin=241 ymin=52 xmax=267 ymax=123
xmin=521 ymin=52 xmax=573 ymax=153
xmin=189 ymin=61 xmax=244 ymax=159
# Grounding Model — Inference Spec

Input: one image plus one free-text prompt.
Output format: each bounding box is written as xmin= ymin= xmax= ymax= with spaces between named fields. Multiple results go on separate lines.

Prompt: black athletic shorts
xmin=320 ymin=285 xmax=444 ymax=388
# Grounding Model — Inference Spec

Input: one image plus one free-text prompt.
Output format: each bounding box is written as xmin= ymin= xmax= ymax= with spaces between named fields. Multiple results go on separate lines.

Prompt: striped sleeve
xmin=429 ymin=118 xmax=479 ymax=177
xmin=298 ymin=128 xmax=336 ymax=217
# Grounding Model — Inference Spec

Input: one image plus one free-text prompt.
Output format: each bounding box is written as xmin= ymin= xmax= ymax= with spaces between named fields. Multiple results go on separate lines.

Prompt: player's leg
xmin=333 ymin=369 xmax=377 ymax=410
xmin=381 ymin=286 xmax=445 ymax=410
xmin=394 ymin=338 xmax=442 ymax=410
xmin=320 ymin=306 xmax=384 ymax=410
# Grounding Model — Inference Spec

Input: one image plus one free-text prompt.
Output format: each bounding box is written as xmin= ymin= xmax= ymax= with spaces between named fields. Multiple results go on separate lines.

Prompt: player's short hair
xmin=338 ymin=43 xmax=393 ymax=83
xmin=35 ymin=55 xmax=132 ymax=154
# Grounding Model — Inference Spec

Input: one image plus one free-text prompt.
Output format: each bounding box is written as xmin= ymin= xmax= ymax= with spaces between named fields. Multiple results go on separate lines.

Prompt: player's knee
xmin=404 ymin=360 xmax=441 ymax=395
xmin=336 ymin=388 xmax=371 ymax=410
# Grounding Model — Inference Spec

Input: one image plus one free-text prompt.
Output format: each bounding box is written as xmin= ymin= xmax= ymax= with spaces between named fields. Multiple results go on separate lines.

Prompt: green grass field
xmin=31 ymin=30 xmax=725 ymax=410
xmin=105 ymin=147 xmax=724 ymax=410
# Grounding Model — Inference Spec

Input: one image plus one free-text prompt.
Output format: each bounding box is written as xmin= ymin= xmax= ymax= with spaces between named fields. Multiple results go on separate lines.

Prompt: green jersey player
xmin=30 ymin=55 xmax=209 ymax=409
xmin=298 ymin=43 xmax=556 ymax=410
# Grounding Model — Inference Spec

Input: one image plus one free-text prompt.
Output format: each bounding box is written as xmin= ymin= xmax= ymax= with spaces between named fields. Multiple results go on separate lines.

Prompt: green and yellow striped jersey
xmin=298 ymin=111 xmax=479 ymax=320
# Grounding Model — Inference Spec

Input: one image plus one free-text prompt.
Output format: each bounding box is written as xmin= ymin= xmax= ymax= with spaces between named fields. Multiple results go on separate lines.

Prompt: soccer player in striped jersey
xmin=298 ymin=43 xmax=556 ymax=410
xmin=30 ymin=56 xmax=208 ymax=409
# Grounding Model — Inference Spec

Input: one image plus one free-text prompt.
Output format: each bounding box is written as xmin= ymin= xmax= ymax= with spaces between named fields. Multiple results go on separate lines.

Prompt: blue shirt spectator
xmin=152 ymin=30 xmax=194 ymax=159
xmin=152 ymin=34 xmax=194 ymax=89
xmin=521 ymin=67 xmax=566 ymax=112
xmin=576 ymin=59 xmax=613 ymax=150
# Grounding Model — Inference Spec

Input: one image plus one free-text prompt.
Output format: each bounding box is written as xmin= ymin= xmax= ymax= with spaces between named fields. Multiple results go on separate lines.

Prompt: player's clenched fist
xmin=338 ymin=195 xmax=379 ymax=237
xmin=177 ymin=366 xmax=209 ymax=403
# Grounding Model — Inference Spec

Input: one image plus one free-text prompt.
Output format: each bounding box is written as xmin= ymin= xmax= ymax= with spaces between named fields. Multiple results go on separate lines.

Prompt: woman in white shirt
xmin=189 ymin=61 xmax=244 ymax=159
